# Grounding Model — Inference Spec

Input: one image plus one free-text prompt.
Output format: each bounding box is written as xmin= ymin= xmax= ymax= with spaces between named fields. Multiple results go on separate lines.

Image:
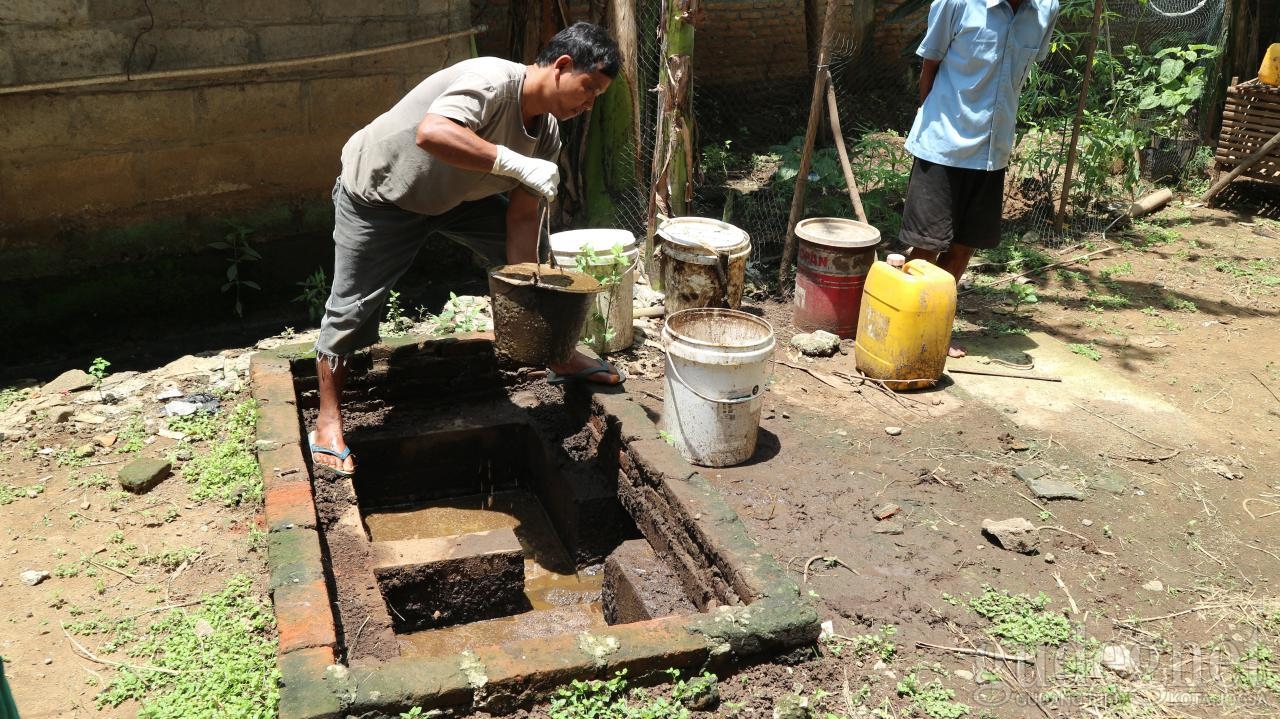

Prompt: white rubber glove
xmin=491 ymin=145 xmax=559 ymax=200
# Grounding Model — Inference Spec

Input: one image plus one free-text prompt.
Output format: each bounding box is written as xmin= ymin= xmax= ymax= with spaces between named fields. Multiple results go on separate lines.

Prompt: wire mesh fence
xmin=474 ymin=1 xmax=1232 ymax=275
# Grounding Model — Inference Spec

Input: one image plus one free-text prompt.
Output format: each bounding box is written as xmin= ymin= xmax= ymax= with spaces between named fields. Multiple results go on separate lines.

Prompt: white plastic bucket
xmin=656 ymin=217 xmax=751 ymax=313
xmin=660 ymin=308 xmax=775 ymax=467
xmin=550 ymin=229 xmax=639 ymax=353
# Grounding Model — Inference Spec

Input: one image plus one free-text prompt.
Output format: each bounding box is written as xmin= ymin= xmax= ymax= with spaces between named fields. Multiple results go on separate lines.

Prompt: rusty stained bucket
xmin=488 ymin=262 xmax=601 ymax=367
xmin=792 ymin=217 xmax=881 ymax=339
xmin=656 ymin=216 xmax=751 ymax=314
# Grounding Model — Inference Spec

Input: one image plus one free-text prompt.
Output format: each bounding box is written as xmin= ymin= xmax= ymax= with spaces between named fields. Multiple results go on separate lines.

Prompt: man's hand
xmin=492 ymin=145 xmax=559 ymax=200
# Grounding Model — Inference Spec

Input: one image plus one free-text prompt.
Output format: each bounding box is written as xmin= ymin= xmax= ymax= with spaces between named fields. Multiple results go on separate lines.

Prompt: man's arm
xmin=918 ymin=58 xmax=941 ymax=105
xmin=505 ymin=187 xmax=542 ymax=264
xmin=416 ymin=114 xmax=559 ymax=198
xmin=416 ymin=114 xmax=499 ymax=171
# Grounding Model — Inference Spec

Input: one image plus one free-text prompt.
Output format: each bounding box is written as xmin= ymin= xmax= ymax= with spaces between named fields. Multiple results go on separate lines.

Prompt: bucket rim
xmin=548 ymin=228 xmax=639 ymax=255
xmin=488 ymin=262 xmax=602 ymax=294
xmin=663 ymin=308 xmax=775 ymax=350
xmin=795 ymin=217 xmax=881 ymax=249
xmin=656 ymin=216 xmax=750 ymax=252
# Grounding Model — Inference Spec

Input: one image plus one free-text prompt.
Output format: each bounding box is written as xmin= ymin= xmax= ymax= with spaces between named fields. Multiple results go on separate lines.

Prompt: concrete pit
xmin=250 ymin=335 xmax=819 ymax=718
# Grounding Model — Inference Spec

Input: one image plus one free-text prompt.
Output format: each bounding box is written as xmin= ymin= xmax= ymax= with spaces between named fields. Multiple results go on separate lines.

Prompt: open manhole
xmin=251 ymin=335 xmax=817 ymax=718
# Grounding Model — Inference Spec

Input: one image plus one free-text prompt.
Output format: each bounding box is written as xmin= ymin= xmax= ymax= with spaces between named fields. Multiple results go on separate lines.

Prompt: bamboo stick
xmin=824 ymin=69 xmax=868 ymax=223
xmin=1054 ymin=0 xmax=1106 ymax=232
xmin=778 ymin=0 xmax=841 ymax=288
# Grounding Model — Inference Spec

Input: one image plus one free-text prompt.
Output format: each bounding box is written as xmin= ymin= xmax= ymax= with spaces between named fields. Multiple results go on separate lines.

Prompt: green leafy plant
xmin=210 ymin=223 xmax=262 ymax=318
xmin=573 ymin=243 xmax=631 ymax=355
xmin=424 ymin=293 xmax=490 ymax=336
xmin=96 ymin=574 xmax=279 ymax=717
xmin=116 ymin=414 xmax=147 ymax=453
xmin=382 ymin=290 xmax=414 ymax=337
xmin=181 ymin=400 xmax=261 ymax=506
xmin=0 ymin=385 xmax=29 ymax=412
xmin=293 ymin=268 xmax=329 ymax=324
xmin=1005 ymin=282 xmax=1039 ymax=311
xmin=166 ymin=410 xmax=220 ymax=441
xmin=89 ymin=357 xmax=111 ymax=397
xmin=965 ymin=585 xmax=1075 ymax=647
xmin=896 ymin=672 xmax=970 ymax=719
xmin=547 ymin=668 xmax=700 ymax=719
xmin=1068 ymin=343 xmax=1103 ymax=361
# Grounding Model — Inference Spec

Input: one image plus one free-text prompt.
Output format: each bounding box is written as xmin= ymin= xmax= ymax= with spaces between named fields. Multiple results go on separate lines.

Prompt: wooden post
xmin=645 ymin=0 xmax=698 ymax=281
xmin=824 ymin=70 xmax=867 ymax=224
xmin=778 ymin=0 xmax=840 ymax=288
xmin=1053 ymin=0 xmax=1106 ymax=232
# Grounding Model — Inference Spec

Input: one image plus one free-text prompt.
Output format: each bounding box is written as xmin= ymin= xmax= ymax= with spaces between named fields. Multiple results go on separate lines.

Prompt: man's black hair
xmin=535 ymin=22 xmax=621 ymax=78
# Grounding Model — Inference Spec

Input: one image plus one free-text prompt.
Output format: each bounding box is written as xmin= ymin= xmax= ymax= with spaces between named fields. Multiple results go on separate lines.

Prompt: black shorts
xmin=899 ymin=158 xmax=1006 ymax=252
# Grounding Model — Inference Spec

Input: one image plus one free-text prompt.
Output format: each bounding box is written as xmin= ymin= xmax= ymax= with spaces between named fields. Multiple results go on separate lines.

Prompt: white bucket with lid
xmin=550 ymin=229 xmax=639 ymax=353
xmin=656 ymin=217 xmax=751 ymax=314
xmin=660 ymin=308 xmax=775 ymax=467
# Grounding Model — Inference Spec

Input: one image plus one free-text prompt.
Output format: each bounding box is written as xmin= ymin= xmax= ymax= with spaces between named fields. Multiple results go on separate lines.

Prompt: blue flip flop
xmin=308 ymin=430 xmax=355 ymax=477
xmin=546 ymin=359 xmax=627 ymax=387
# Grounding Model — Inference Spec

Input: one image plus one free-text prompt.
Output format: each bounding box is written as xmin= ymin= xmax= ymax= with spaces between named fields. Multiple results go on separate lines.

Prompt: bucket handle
xmin=664 ymin=350 xmax=762 ymax=405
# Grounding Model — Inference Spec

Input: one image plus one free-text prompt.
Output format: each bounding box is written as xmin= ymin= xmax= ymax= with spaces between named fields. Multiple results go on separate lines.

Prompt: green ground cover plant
xmin=95 ymin=574 xmax=279 ymax=718
xmin=180 ymin=399 xmax=261 ymax=506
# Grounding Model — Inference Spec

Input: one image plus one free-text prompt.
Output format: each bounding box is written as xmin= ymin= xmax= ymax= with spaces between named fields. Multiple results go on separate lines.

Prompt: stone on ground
xmin=790 ymin=331 xmax=840 ymax=357
xmin=42 ymin=369 xmax=94 ymax=395
xmin=118 ymin=458 xmax=172 ymax=494
xmin=981 ymin=517 xmax=1039 ymax=554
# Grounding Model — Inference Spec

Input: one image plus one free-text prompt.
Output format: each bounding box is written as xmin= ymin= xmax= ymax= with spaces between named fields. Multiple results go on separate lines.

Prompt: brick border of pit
xmin=250 ymin=333 xmax=819 ymax=719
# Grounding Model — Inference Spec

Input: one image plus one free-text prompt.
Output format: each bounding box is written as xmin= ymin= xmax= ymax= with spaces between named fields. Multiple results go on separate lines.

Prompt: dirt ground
xmin=3 ymin=199 xmax=1280 ymax=718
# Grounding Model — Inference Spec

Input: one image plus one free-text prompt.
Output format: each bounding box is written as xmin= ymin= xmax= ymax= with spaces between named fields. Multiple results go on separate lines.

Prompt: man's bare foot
xmin=309 ymin=426 xmax=355 ymax=475
xmin=547 ymin=350 xmax=624 ymax=385
xmin=948 ymin=345 xmax=967 ymax=359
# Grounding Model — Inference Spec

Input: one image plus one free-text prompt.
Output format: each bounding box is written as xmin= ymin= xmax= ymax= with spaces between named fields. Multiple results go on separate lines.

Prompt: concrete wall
xmin=0 ymin=0 xmax=474 ymax=278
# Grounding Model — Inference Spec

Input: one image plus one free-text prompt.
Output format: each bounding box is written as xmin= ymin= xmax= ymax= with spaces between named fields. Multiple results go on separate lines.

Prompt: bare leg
xmin=313 ymin=356 xmax=355 ymax=473
xmin=904 ymin=244 xmax=975 ymax=358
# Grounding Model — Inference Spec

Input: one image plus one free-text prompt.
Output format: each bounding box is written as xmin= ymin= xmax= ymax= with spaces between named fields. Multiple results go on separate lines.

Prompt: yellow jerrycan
xmin=1261 ymin=43 xmax=1280 ymax=86
xmin=854 ymin=258 xmax=957 ymax=390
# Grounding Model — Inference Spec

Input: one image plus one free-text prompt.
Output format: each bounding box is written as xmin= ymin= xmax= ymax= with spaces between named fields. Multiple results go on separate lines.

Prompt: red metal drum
xmin=792 ymin=217 xmax=881 ymax=339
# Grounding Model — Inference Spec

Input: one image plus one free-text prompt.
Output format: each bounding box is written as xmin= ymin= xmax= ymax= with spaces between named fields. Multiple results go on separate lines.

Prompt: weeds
xmin=88 ymin=357 xmax=111 ymax=392
xmin=959 ymin=585 xmax=1076 ymax=648
xmin=116 ymin=414 xmax=147 ymax=453
xmin=96 ymin=574 xmax=279 ymax=718
xmin=424 ymin=293 xmax=490 ymax=336
xmin=573 ymin=243 xmax=631 ymax=355
xmin=382 ymin=290 xmax=414 ymax=337
xmin=1068 ymin=343 xmax=1103 ymax=361
xmin=211 ymin=223 xmax=262 ymax=318
xmin=895 ymin=672 xmax=970 ymax=718
xmin=547 ymin=668 xmax=717 ymax=719
xmin=0 ymin=385 xmax=30 ymax=412
xmin=1161 ymin=294 xmax=1197 ymax=312
xmin=181 ymin=400 xmax=261 ymax=506
xmin=166 ymin=411 xmax=220 ymax=441
xmin=293 ymin=267 xmax=329 ymax=323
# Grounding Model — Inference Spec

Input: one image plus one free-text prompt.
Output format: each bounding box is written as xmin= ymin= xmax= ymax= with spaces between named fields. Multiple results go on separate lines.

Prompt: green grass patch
xmin=181 ymin=400 xmax=261 ymax=506
xmin=949 ymin=585 xmax=1076 ymax=648
xmin=896 ymin=672 xmax=970 ymax=718
xmin=977 ymin=241 xmax=1053 ymax=275
xmin=1068 ymin=343 xmax=1103 ymax=361
xmin=1085 ymin=290 xmax=1131 ymax=310
xmin=1129 ymin=220 xmax=1180 ymax=246
xmin=96 ymin=574 xmax=278 ymax=718
xmin=0 ymin=386 xmax=30 ymax=412
xmin=166 ymin=411 xmax=221 ymax=441
xmin=545 ymin=668 xmax=717 ymax=719
xmin=1161 ymin=294 xmax=1198 ymax=312
xmin=116 ymin=414 xmax=148 ymax=453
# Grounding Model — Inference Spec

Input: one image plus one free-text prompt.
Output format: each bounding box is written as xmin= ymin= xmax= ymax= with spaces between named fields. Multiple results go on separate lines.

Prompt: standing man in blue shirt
xmin=900 ymin=0 xmax=1059 ymax=357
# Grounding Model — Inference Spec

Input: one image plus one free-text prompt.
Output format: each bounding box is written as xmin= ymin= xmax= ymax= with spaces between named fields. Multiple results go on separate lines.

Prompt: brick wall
xmin=0 ymin=0 xmax=473 ymax=270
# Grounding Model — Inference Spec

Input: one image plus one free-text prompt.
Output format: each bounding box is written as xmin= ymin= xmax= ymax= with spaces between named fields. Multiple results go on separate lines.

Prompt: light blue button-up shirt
xmin=905 ymin=0 xmax=1059 ymax=171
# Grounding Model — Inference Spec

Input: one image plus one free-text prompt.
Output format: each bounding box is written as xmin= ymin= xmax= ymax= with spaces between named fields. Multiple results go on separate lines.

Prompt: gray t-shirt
xmin=340 ymin=57 xmax=560 ymax=216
